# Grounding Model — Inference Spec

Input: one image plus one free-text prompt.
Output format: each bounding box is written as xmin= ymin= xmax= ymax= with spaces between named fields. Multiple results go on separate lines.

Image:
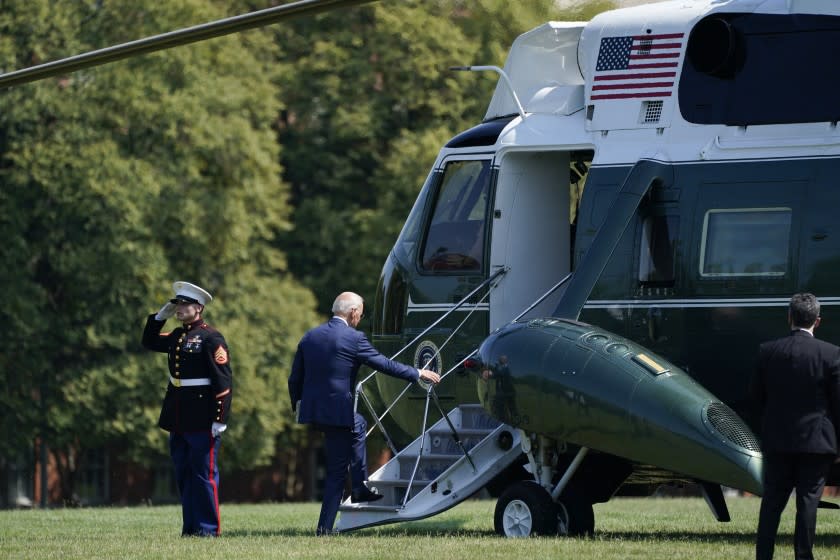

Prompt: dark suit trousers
xmin=316 ymin=413 xmax=369 ymax=534
xmin=756 ymin=452 xmax=833 ymax=560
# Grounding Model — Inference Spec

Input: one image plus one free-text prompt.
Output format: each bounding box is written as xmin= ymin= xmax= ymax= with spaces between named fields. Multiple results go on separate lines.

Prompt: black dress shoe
xmin=350 ymin=488 xmax=384 ymax=503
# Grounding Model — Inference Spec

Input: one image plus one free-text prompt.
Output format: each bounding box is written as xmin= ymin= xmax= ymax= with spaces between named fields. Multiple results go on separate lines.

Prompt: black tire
xmin=494 ymin=481 xmax=558 ymax=537
xmin=556 ymin=494 xmax=594 ymax=537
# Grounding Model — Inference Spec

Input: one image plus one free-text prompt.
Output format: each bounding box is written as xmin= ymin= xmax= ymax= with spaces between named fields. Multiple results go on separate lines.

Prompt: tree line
xmin=0 ymin=0 xmax=613 ymax=501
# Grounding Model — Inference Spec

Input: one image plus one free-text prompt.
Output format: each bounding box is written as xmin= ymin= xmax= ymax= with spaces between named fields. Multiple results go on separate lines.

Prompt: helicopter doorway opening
xmin=489 ymin=150 xmax=590 ymax=331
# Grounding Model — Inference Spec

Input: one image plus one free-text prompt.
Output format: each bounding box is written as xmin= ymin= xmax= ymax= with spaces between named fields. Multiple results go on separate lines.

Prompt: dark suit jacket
xmin=750 ymin=329 xmax=840 ymax=455
xmin=288 ymin=317 xmax=419 ymax=428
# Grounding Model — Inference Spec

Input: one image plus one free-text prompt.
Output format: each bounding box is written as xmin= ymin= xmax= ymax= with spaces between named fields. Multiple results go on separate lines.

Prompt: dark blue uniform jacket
xmin=142 ymin=315 xmax=233 ymax=433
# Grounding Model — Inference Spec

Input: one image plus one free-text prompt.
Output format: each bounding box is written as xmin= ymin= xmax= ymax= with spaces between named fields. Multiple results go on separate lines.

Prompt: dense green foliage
xmin=2 ymin=498 xmax=840 ymax=559
xmin=0 ymin=0 xmax=318 ymax=495
xmin=0 ymin=0 xmax=615 ymax=501
xmin=275 ymin=0 xmax=614 ymax=313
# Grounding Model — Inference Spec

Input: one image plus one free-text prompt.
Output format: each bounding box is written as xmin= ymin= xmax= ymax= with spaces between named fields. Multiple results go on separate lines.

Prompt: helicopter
xmin=347 ymin=0 xmax=840 ymax=537
xmin=3 ymin=0 xmax=838 ymax=539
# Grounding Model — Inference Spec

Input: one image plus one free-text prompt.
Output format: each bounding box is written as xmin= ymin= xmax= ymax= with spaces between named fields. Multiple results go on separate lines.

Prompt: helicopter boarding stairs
xmin=336 ymin=404 xmax=521 ymax=532
xmin=336 ymin=268 xmax=569 ymax=532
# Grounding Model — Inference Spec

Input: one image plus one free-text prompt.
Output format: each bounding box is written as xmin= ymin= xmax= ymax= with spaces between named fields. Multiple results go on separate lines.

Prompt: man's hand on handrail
xmin=418 ymin=369 xmax=441 ymax=384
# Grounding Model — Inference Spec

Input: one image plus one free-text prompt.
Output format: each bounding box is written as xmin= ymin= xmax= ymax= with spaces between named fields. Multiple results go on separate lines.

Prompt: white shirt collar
xmin=796 ymin=327 xmax=814 ymax=336
xmin=333 ymin=315 xmax=348 ymax=325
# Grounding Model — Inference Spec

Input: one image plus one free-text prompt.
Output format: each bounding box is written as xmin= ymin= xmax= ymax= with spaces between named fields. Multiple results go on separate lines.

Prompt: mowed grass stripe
xmin=1 ymin=497 xmax=839 ymax=560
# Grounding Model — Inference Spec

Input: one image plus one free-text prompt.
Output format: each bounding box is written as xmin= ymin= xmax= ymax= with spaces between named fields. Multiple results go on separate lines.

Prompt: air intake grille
xmin=642 ymin=100 xmax=663 ymax=123
xmin=705 ymin=402 xmax=761 ymax=452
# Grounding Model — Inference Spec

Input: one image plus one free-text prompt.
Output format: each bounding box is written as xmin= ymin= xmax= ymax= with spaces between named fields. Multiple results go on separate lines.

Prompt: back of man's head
xmin=789 ymin=292 xmax=820 ymax=328
xmin=332 ymin=292 xmax=363 ymax=317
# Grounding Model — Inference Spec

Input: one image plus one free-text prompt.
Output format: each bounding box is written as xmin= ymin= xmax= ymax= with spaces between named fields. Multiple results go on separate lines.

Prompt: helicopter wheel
xmin=494 ymin=481 xmax=558 ymax=537
xmin=556 ymin=493 xmax=594 ymax=537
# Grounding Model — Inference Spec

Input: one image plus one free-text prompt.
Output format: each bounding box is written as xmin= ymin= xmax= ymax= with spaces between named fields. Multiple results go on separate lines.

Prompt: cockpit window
xmin=700 ymin=208 xmax=791 ymax=277
xmin=420 ymin=159 xmax=491 ymax=272
xmin=395 ymin=170 xmax=439 ymax=261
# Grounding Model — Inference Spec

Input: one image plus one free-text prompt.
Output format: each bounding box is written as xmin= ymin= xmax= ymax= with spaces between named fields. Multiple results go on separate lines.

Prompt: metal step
xmin=339 ymin=503 xmax=400 ymax=513
xmin=457 ymin=404 xmax=503 ymax=430
xmin=336 ymin=403 xmax=522 ymax=532
xmin=396 ymin=453 xmax=459 ymax=480
xmin=426 ymin=429 xmax=497 ymax=455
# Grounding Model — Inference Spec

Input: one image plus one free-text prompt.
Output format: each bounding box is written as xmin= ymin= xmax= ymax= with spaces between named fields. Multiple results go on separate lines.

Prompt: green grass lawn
xmin=1 ymin=497 xmax=839 ymax=560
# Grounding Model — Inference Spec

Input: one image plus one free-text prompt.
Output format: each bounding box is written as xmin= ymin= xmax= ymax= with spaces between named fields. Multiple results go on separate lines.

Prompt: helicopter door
xmin=489 ymin=151 xmax=571 ymax=330
xmin=402 ymin=156 xmax=493 ymax=389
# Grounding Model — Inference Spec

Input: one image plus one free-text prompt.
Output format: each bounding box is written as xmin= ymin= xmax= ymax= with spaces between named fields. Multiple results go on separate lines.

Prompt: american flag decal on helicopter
xmin=591 ymin=33 xmax=684 ymax=100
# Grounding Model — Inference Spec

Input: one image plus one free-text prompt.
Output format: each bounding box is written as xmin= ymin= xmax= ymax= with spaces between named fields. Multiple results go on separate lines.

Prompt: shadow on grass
xmin=224 ymin=528 xmax=321 ymax=538
xmin=223 ymin=515 xmax=487 ymax=538
xmin=596 ymin=530 xmax=840 ymax=547
xmin=223 ymin=527 xmax=840 ymax=545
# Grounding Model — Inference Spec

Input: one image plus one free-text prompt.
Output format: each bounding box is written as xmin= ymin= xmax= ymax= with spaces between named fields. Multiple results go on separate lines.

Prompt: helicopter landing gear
xmin=493 ymin=481 xmax=595 ymax=537
xmin=495 ymin=433 xmax=595 ymax=538
xmin=494 ymin=481 xmax=557 ymax=537
xmin=556 ymin=492 xmax=594 ymax=536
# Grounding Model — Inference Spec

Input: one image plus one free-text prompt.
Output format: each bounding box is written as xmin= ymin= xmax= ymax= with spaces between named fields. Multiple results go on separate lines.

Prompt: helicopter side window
xmin=395 ymin=169 xmax=441 ymax=262
xmin=420 ymin=160 xmax=491 ymax=272
xmin=700 ymin=208 xmax=791 ymax=277
xmin=639 ymin=215 xmax=679 ymax=286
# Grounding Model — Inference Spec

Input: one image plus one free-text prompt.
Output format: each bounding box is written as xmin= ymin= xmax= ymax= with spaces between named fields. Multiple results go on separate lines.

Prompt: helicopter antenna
xmin=0 ymin=0 xmax=377 ymax=90
xmin=450 ymin=65 xmax=526 ymax=119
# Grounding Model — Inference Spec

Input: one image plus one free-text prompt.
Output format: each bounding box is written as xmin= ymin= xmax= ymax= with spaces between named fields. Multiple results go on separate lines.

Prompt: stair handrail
xmin=355 ymin=266 xmax=509 ymax=392
xmin=399 ymin=271 xmax=577 ymax=502
xmin=432 ymin=270 xmax=575 ymax=387
xmin=353 ymin=267 xmax=510 ymax=463
xmin=402 ymin=383 xmax=434 ymax=508
xmin=396 ymin=284 xmax=500 ymax=503
xmin=358 ymin=268 xmax=505 ymax=441
xmin=511 ymin=271 xmax=573 ymax=323
xmin=360 ymin=269 xmax=575 ymax=508
xmin=353 ymin=267 xmax=507 ymax=441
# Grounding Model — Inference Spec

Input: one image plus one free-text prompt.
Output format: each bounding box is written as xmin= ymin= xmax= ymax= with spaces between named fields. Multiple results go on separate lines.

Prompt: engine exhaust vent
xmin=704 ymin=401 xmax=761 ymax=452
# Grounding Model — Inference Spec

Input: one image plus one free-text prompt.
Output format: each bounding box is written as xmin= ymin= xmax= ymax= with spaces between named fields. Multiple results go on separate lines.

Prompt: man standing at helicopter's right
xmin=750 ymin=293 xmax=840 ymax=560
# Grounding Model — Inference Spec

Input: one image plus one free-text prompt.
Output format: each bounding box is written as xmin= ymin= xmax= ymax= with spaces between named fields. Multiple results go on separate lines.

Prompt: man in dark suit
xmin=289 ymin=291 xmax=441 ymax=535
xmin=751 ymin=293 xmax=840 ymax=560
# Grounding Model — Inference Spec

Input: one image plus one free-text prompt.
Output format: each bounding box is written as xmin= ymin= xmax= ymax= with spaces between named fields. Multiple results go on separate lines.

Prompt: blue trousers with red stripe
xmin=169 ymin=432 xmax=221 ymax=536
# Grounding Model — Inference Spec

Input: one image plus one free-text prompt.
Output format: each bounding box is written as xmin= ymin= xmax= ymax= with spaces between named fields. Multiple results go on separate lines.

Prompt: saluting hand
xmin=419 ymin=369 xmax=441 ymax=384
xmin=155 ymin=301 xmax=176 ymax=321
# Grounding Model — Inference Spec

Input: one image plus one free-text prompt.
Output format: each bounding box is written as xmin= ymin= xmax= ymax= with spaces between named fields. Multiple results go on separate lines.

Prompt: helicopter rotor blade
xmin=0 ymin=0 xmax=378 ymax=90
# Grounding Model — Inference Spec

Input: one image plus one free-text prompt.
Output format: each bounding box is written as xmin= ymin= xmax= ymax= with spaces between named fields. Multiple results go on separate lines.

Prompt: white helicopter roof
xmin=486 ymin=0 xmax=840 ymax=124
xmin=478 ymin=0 xmax=840 ymax=165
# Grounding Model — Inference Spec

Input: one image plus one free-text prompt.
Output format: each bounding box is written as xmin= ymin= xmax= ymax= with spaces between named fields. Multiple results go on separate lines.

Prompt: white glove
xmin=211 ymin=422 xmax=227 ymax=438
xmin=155 ymin=301 xmax=176 ymax=321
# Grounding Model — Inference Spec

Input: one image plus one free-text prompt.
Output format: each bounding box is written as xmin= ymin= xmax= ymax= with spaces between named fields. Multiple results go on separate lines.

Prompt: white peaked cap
xmin=171 ymin=281 xmax=213 ymax=306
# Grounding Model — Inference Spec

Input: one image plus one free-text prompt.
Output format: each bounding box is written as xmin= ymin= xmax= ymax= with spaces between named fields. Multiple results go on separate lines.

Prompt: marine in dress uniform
xmin=288 ymin=291 xmax=440 ymax=535
xmin=142 ymin=281 xmax=232 ymax=537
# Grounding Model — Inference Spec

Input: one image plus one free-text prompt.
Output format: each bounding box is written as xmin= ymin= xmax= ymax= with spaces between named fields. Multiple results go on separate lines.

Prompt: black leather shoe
xmin=350 ymin=488 xmax=384 ymax=503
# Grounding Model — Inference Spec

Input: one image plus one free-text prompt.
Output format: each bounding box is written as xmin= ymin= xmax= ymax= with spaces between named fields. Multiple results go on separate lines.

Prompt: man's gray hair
xmin=332 ymin=292 xmax=364 ymax=316
xmin=790 ymin=292 xmax=820 ymax=328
